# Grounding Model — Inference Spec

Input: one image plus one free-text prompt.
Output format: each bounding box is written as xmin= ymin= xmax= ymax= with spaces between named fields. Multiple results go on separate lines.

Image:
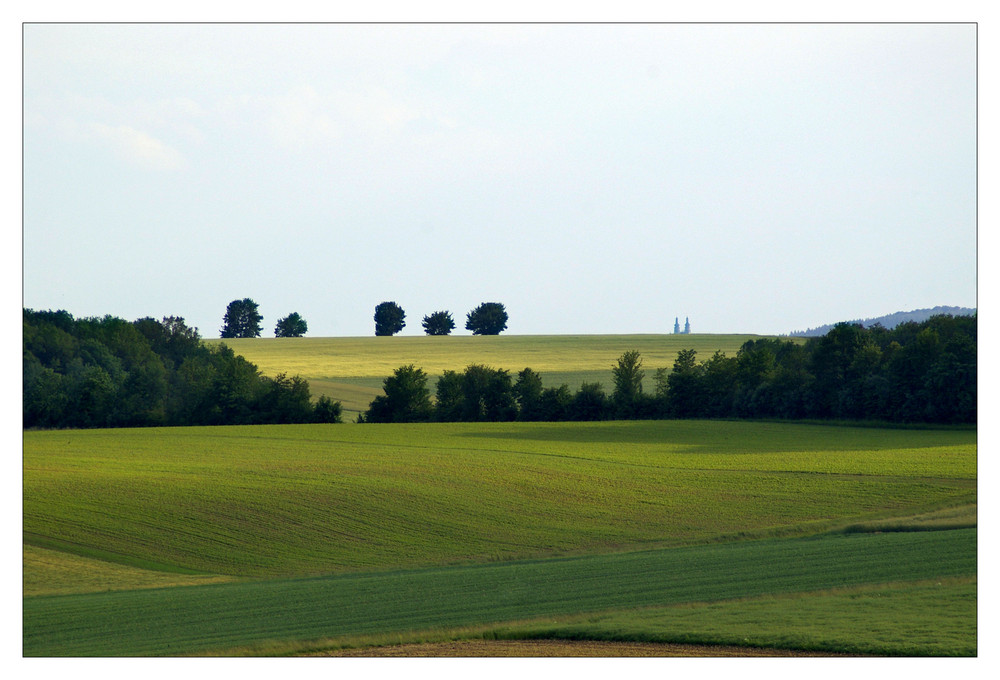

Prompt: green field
xmin=23 ymin=419 xmax=976 ymax=656
xmin=208 ymin=334 xmax=777 ymax=418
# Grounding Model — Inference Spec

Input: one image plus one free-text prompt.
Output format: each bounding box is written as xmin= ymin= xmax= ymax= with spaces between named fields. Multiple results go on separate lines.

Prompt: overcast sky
xmin=22 ymin=22 xmax=977 ymax=337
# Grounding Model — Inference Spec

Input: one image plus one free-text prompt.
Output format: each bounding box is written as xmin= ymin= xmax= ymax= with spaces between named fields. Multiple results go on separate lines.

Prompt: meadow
xmin=209 ymin=334 xmax=773 ymax=418
xmin=23 ymin=419 xmax=976 ymax=656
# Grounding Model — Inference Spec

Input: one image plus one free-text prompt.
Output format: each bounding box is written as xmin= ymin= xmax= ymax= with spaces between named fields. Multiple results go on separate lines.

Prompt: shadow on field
xmin=455 ymin=420 xmax=971 ymax=453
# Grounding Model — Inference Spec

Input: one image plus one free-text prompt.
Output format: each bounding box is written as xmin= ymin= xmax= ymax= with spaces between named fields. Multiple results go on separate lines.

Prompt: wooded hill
xmin=23 ymin=310 xmax=341 ymax=429
xmin=788 ymin=306 xmax=976 ymax=337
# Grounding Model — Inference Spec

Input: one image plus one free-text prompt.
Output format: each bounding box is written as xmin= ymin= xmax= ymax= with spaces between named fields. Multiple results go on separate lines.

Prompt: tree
xmin=275 ymin=312 xmax=308 ymax=338
xmin=538 ymin=385 xmax=573 ymax=421
xmin=312 ymin=395 xmax=343 ymax=423
xmin=422 ymin=311 xmax=456 ymax=336
xmin=570 ymin=382 xmax=609 ymax=421
xmin=514 ymin=367 xmax=544 ymax=421
xmin=220 ymin=298 xmax=263 ymax=338
xmin=666 ymin=348 xmax=704 ymax=418
xmin=374 ymin=301 xmax=406 ymax=336
xmin=434 ymin=370 xmax=464 ymax=421
xmin=363 ymin=364 xmax=432 ymax=422
xmin=429 ymin=365 xmax=516 ymax=421
xmin=611 ymin=350 xmax=645 ymax=418
xmin=461 ymin=365 xmax=517 ymax=421
xmin=466 ymin=302 xmax=508 ymax=335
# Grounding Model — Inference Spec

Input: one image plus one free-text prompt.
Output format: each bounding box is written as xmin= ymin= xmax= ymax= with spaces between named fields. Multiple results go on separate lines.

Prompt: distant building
xmin=684 ymin=317 xmax=691 ymax=334
xmin=674 ymin=317 xmax=680 ymax=334
xmin=673 ymin=317 xmax=691 ymax=335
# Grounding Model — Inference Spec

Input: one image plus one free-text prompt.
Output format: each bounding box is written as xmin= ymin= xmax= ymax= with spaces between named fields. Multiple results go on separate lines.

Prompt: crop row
xmin=23 ymin=528 xmax=977 ymax=656
xmin=23 ymin=422 xmax=976 ymax=578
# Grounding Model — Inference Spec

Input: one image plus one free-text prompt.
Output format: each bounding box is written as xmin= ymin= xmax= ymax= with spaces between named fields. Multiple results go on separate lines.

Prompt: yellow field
xmin=209 ymin=334 xmax=781 ymax=417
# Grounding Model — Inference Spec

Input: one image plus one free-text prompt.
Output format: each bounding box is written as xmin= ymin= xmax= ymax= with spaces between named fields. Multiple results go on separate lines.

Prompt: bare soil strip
xmin=314 ymin=639 xmax=849 ymax=657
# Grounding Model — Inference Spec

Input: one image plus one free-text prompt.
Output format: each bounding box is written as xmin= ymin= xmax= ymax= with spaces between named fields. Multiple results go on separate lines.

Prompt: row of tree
xmin=221 ymin=299 xmax=308 ymax=338
xmin=219 ymin=299 xmax=510 ymax=338
xmin=23 ymin=309 xmax=342 ymax=429
xmin=360 ymin=315 xmax=976 ymax=425
xmin=375 ymin=301 xmax=508 ymax=336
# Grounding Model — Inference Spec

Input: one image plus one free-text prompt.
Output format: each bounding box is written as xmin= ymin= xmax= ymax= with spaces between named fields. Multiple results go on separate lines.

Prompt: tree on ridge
xmin=374 ymin=302 xmax=406 ymax=336
xmin=220 ymin=298 xmax=263 ymax=338
xmin=466 ymin=302 xmax=508 ymax=335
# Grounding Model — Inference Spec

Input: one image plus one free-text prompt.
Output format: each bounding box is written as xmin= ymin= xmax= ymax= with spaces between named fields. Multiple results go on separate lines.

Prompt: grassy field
xmin=208 ymin=334 xmax=779 ymax=418
xmin=23 ymin=419 xmax=976 ymax=656
xmin=23 ymin=421 xmax=975 ymax=577
xmin=23 ymin=530 xmax=975 ymax=656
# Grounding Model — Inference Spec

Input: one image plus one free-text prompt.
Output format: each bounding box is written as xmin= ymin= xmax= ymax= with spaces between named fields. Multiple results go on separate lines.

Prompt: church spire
xmin=684 ymin=317 xmax=691 ymax=334
xmin=674 ymin=317 xmax=680 ymax=334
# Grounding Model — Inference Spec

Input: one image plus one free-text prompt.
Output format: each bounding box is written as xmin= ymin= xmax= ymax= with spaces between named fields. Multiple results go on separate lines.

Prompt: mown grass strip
xmin=481 ymin=577 xmax=978 ymax=657
xmin=291 ymin=577 xmax=976 ymax=657
xmin=23 ymin=528 xmax=976 ymax=656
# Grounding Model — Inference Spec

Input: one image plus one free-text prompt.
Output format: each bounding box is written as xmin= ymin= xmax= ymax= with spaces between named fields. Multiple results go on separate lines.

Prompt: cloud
xmin=265 ymin=86 xmax=344 ymax=151
xmin=264 ymin=84 xmax=457 ymax=152
xmin=88 ymin=123 xmax=186 ymax=171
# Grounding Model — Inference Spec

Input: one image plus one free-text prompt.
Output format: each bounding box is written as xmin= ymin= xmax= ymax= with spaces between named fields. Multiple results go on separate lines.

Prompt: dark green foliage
xmin=429 ymin=366 xmax=517 ymax=422
xmin=459 ymin=365 xmax=517 ymax=421
xmin=374 ymin=301 xmax=406 ymax=336
xmin=611 ymin=350 xmax=645 ymax=418
xmin=312 ymin=395 xmax=343 ymax=423
xmin=363 ymin=365 xmax=433 ymax=423
xmin=255 ymin=373 xmax=315 ymax=424
xmin=422 ymin=310 xmax=456 ymax=336
xmin=570 ymin=382 xmax=610 ymax=421
xmin=666 ymin=349 xmax=703 ymax=418
xmin=220 ymin=299 xmax=263 ymax=339
xmin=514 ymin=368 xmax=544 ymax=421
xmin=538 ymin=385 xmax=574 ymax=421
xmin=465 ymin=302 xmax=508 ymax=335
xmin=361 ymin=314 xmax=974 ymax=425
xmin=22 ymin=309 xmax=341 ymax=429
xmin=657 ymin=316 xmax=975 ymax=424
xmin=434 ymin=370 xmax=465 ymax=422
xmin=275 ymin=312 xmax=308 ymax=338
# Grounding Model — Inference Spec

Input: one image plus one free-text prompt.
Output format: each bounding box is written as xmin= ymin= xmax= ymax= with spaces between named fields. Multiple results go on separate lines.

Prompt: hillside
xmin=210 ymin=334 xmax=772 ymax=420
xmin=788 ymin=306 xmax=975 ymax=337
xmin=22 ymin=421 xmax=977 ymax=656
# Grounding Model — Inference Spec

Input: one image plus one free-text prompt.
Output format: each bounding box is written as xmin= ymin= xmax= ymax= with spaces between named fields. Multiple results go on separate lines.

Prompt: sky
xmin=21 ymin=22 xmax=978 ymax=337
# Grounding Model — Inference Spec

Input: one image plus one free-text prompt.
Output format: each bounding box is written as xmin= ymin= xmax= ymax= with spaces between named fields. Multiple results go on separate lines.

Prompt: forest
xmin=22 ymin=310 xmax=341 ymax=429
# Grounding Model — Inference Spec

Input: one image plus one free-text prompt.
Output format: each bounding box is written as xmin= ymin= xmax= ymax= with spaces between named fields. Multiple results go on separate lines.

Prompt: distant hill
xmin=788 ymin=306 xmax=976 ymax=337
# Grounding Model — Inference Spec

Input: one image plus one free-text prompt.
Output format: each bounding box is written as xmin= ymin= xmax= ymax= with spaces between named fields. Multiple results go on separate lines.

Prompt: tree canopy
xmin=374 ymin=301 xmax=406 ymax=336
xmin=611 ymin=349 xmax=645 ymax=418
xmin=24 ymin=309 xmax=341 ymax=429
xmin=221 ymin=298 xmax=263 ymax=338
xmin=465 ymin=302 xmax=508 ymax=335
xmin=361 ymin=364 xmax=432 ymax=423
xmin=422 ymin=311 xmax=455 ymax=336
xmin=275 ymin=312 xmax=308 ymax=338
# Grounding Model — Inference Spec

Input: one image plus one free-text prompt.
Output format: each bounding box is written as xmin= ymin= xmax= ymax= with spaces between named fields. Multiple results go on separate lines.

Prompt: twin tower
xmin=673 ymin=317 xmax=691 ymax=335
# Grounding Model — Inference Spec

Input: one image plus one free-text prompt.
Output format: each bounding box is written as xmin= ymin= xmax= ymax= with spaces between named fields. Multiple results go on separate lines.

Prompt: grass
xmin=23 ymin=421 xmax=976 ymax=578
xmin=22 ymin=417 xmax=977 ymax=656
xmin=22 ymin=529 xmax=976 ymax=656
xmin=208 ymin=334 xmax=783 ymax=417
xmin=481 ymin=577 xmax=978 ymax=657
xmin=23 ymin=544 xmax=239 ymax=597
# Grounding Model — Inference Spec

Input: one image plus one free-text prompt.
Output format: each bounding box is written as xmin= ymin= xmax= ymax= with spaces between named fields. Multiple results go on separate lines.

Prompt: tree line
xmin=360 ymin=315 xmax=976 ymax=425
xmin=220 ymin=298 xmax=508 ymax=338
xmin=23 ymin=309 xmax=342 ymax=429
